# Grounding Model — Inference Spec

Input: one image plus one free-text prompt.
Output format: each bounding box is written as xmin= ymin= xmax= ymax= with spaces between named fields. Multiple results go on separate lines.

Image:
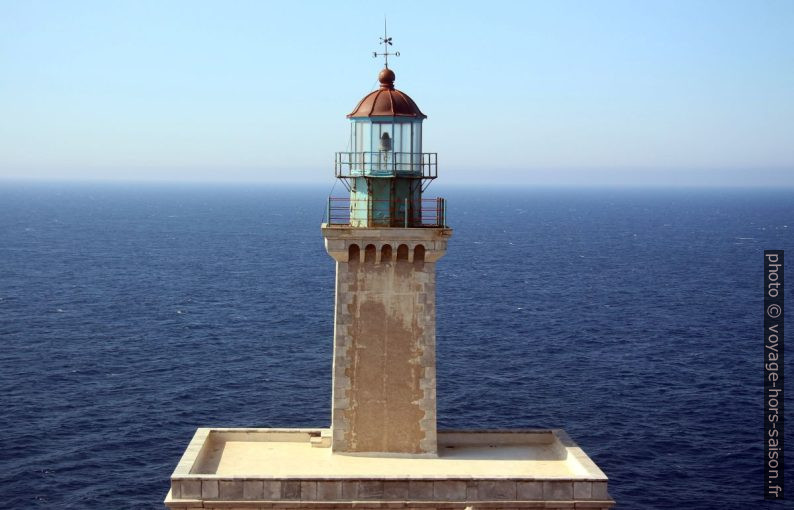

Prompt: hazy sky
xmin=1 ymin=0 xmax=793 ymax=187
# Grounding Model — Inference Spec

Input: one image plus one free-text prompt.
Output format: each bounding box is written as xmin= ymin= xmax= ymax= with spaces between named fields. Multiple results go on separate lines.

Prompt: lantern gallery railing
xmin=334 ymin=152 xmax=437 ymax=180
xmin=326 ymin=197 xmax=447 ymax=228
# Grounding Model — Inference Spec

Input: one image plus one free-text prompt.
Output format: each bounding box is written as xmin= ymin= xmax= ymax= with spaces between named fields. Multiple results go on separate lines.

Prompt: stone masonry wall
xmin=331 ymin=241 xmax=437 ymax=454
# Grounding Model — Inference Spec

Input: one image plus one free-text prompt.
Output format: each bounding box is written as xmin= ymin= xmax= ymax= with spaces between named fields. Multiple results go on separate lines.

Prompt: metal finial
xmin=372 ymin=17 xmax=399 ymax=68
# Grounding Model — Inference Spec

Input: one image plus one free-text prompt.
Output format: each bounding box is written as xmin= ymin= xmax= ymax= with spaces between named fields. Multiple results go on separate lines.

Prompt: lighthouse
xmin=322 ymin=60 xmax=450 ymax=455
xmin=165 ymin=31 xmax=614 ymax=510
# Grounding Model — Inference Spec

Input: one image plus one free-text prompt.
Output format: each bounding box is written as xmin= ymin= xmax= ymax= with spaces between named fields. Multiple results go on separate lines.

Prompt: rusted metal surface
xmin=347 ymin=68 xmax=426 ymax=119
xmin=327 ymin=197 xmax=446 ymax=228
xmin=377 ymin=67 xmax=396 ymax=89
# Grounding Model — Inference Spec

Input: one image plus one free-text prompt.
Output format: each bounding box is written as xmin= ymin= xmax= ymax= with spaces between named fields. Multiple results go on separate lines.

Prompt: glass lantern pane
xmin=392 ymin=124 xmax=402 ymax=155
xmin=401 ymin=123 xmax=411 ymax=153
xmin=369 ymin=123 xmax=379 ymax=152
xmin=361 ymin=122 xmax=370 ymax=152
xmin=412 ymin=122 xmax=423 ymax=173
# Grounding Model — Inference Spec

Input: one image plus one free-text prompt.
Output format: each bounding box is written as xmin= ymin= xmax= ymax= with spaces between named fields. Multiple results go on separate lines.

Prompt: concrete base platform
xmin=165 ymin=428 xmax=614 ymax=509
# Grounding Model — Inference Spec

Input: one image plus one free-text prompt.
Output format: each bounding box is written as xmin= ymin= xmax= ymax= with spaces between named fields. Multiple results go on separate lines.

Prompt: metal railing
xmin=326 ymin=197 xmax=447 ymax=228
xmin=334 ymin=152 xmax=437 ymax=179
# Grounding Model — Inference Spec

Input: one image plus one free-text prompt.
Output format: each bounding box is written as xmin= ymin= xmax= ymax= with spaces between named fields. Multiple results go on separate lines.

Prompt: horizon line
xmin=2 ymin=176 xmax=794 ymax=190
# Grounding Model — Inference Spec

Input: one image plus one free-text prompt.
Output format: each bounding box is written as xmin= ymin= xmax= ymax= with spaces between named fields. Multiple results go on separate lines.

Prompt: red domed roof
xmin=347 ymin=67 xmax=426 ymax=119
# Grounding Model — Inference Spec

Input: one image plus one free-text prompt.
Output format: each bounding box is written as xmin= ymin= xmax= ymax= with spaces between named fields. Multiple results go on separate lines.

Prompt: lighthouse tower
xmin=322 ymin=61 xmax=450 ymax=455
xmin=166 ymin=32 xmax=614 ymax=510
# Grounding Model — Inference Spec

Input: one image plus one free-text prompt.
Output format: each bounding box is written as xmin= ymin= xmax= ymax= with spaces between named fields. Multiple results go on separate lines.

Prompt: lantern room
xmin=330 ymin=67 xmax=443 ymax=228
xmin=348 ymin=67 xmax=425 ymax=165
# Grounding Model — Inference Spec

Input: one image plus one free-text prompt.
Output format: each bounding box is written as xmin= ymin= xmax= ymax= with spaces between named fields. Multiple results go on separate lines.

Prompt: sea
xmin=0 ymin=182 xmax=792 ymax=509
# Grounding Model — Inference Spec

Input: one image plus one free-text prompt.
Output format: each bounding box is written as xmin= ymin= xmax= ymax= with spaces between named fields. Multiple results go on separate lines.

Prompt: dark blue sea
xmin=1 ymin=182 xmax=792 ymax=509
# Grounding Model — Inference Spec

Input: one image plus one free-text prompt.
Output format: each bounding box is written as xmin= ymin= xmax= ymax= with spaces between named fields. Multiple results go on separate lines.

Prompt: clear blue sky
xmin=1 ymin=0 xmax=792 ymax=187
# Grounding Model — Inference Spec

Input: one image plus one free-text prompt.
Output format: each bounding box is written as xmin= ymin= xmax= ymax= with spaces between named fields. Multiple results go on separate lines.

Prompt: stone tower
xmin=322 ymin=65 xmax=451 ymax=455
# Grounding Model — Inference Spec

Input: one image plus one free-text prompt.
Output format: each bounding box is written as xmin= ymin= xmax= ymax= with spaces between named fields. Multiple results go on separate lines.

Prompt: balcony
xmin=334 ymin=152 xmax=437 ymax=180
xmin=326 ymin=197 xmax=447 ymax=228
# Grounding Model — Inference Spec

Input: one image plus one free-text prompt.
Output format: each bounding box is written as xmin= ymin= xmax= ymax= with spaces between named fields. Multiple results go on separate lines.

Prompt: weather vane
xmin=372 ymin=18 xmax=399 ymax=68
